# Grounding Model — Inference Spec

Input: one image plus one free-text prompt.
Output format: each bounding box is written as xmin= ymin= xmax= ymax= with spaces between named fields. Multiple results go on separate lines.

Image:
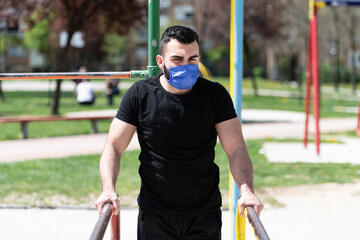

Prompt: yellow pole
xmin=229 ymin=0 xmax=235 ymax=237
xmin=235 ymin=204 xmax=247 ymax=240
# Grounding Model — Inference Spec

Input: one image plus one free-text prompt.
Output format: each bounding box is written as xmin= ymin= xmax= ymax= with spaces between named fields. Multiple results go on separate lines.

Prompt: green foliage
xmin=202 ymin=45 xmax=230 ymax=76
xmin=252 ymin=66 xmax=265 ymax=79
xmin=205 ymin=45 xmax=229 ymax=63
xmin=101 ymin=33 xmax=126 ymax=68
xmin=24 ymin=18 xmax=51 ymax=53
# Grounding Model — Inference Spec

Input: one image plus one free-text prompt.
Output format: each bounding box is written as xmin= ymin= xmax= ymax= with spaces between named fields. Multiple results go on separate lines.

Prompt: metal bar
xmin=311 ymin=6 xmax=321 ymax=155
xmin=246 ymin=206 xmax=270 ymax=240
xmin=230 ymin=1 xmax=244 ymax=239
xmin=89 ymin=203 xmax=119 ymax=240
xmin=110 ymin=211 xmax=120 ymax=240
xmin=147 ymin=0 xmax=160 ymax=77
xmin=0 ymin=72 xmax=131 ymax=80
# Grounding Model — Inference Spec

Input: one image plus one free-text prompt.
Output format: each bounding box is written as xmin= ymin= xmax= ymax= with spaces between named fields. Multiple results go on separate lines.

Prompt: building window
xmin=7 ymin=45 xmax=27 ymax=58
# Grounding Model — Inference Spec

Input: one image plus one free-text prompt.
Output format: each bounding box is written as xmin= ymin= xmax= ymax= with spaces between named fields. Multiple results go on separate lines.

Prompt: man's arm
xmin=95 ymin=118 xmax=136 ymax=215
xmin=215 ymin=117 xmax=263 ymax=216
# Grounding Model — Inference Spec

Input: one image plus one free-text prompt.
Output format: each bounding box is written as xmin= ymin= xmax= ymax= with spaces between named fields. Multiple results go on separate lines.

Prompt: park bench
xmin=0 ymin=114 xmax=115 ymax=139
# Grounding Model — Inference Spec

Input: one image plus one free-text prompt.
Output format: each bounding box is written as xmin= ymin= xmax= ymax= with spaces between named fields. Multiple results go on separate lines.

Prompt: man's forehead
xmin=163 ymin=39 xmax=199 ymax=57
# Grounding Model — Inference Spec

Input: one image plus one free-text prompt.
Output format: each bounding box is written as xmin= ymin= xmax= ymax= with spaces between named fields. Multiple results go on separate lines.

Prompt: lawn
xmin=0 ymin=78 xmax=359 ymax=207
xmin=1 ymin=140 xmax=359 ymax=207
xmin=0 ymin=78 xmax=358 ymax=140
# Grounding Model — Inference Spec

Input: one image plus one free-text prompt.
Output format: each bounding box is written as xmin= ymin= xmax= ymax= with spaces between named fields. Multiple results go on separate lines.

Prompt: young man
xmin=95 ymin=25 xmax=263 ymax=239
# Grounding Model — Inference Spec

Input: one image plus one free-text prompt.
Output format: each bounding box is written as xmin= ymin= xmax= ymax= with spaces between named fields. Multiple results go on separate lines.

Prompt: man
xmin=95 ymin=25 xmax=263 ymax=239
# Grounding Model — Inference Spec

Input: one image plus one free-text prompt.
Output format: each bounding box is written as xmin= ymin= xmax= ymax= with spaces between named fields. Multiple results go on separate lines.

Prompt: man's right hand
xmin=95 ymin=191 xmax=120 ymax=215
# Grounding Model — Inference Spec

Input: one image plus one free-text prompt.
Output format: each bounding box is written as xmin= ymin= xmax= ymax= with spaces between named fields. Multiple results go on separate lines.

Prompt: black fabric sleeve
xmin=214 ymin=83 xmax=237 ymax=124
xmin=115 ymin=84 xmax=139 ymax=127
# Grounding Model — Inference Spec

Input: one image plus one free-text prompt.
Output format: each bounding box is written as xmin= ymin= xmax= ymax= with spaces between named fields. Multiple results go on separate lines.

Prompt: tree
xmin=243 ymin=0 xmax=287 ymax=95
xmin=1 ymin=0 xmax=146 ymax=114
xmin=344 ymin=8 xmax=360 ymax=94
xmin=39 ymin=0 xmax=146 ymax=114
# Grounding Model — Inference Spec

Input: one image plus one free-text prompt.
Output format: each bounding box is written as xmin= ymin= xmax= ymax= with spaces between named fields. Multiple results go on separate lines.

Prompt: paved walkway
xmin=1 ymin=80 xmax=133 ymax=92
xmin=0 ymin=109 xmax=358 ymax=162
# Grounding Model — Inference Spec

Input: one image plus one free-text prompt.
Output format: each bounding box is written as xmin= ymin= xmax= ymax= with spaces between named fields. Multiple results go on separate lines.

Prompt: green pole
xmin=147 ymin=0 xmax=161 ymax=77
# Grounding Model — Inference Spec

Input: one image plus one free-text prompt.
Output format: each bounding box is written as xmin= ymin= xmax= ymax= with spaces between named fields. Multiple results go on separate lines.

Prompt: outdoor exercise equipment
xmin=304 ymin=0 xmax=360 ymax=154
xmin=0 ymin=0 xmax=269 ymax=239
xmin=229 ymin=1 xmax=269 ymax=239
xmin=89 ymin=203 xmax=120 ymax=240
xmin=229 ymin=0 xmax=243 ymax=239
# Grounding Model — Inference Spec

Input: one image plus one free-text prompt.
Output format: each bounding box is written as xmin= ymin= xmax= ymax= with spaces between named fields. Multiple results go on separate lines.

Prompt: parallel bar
xmin=90 ymin=203 xmax=113 ymax=240
xmin=246 ymin=206 xmax=270 ymax=240
xmin=0 ymin=72 xmax=131 ymax=80
xmin=89 ymin=203 xmax=120 ymax=240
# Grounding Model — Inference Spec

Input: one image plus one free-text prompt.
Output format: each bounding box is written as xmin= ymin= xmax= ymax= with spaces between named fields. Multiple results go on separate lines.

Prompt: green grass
xmin=0 ymin=78 xmax=358 ymax=139
xmin=1 ymin=140 xmax=359 ymax=207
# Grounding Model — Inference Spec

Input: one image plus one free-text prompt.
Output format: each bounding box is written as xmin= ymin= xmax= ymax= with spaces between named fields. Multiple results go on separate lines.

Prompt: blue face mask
xmin=164 ymin=64 xmax=199 ymax=90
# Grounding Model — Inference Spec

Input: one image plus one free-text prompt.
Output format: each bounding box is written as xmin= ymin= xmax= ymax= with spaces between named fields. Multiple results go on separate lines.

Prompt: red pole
xmin=356 ymin=100 xmax=360 ymax=137
xmin=110 ymin=213 xmax=120 ymax=240
xmin=311 ymin=6 xmax=320 ymax=155
xmin=304 ymin=23 xmax=313 ymax=148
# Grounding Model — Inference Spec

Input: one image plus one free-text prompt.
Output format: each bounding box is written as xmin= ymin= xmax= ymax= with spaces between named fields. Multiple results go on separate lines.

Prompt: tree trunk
xmin=51 ymin=79 xmax=62 ymax=115
xmin=349 ymin=13 xmax=358 ymax=95
xmin=0 ymin=81 xmax=4 ymax=101
xmin=266 ymin=46 xmax=274 ymax=80
xmin=332 ymin=9 xmax=341 ymax=92
xmin=50 ymin=31 xmax=74 ymax=115
xmin=244 ymin=36 xmax=258 ymax=96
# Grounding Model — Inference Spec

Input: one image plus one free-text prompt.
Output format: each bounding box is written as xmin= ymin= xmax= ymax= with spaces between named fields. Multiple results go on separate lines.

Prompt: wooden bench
xmin=0 ymin=115 xmax=115 ymax=139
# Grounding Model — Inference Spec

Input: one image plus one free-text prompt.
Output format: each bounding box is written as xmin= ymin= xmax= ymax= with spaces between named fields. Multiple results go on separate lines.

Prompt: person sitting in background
xmin=104 ymin=78 xmax=120 ymax=106
xmin=76 ymin=79 xmax=96 ymax=105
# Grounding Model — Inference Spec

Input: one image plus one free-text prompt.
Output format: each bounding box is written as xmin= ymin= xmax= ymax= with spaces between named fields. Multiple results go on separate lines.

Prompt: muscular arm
xmin=95 ymin=118 xmax=136 ymax=214
xmin=215 ymin=117 xmax=263 ymax=216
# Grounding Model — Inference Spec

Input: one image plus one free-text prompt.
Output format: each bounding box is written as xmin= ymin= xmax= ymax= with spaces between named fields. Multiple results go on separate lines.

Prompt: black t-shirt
xmin=116 ymin=75 xmax=237 ymax=215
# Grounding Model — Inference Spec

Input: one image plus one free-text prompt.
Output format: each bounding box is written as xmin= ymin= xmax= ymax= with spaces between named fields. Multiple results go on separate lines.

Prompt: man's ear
xmin=156 ymin=55 xmax=164 ymax=69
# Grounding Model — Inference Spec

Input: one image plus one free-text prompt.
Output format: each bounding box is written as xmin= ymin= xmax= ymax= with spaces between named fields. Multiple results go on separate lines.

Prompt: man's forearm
xmin=99 ymin=147 xmax=121 ymax=192
xmin=228 ymin=144 xmax=254 ymax=193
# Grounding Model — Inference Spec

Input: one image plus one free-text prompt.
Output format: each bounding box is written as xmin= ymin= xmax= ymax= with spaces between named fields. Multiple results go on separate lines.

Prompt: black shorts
xmin=137 ymin=208 xmax=222 ymax=240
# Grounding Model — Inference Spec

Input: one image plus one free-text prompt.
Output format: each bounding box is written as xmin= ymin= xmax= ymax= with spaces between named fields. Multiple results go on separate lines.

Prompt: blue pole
xmin=231 ymin=0 xmax=243 ymax=239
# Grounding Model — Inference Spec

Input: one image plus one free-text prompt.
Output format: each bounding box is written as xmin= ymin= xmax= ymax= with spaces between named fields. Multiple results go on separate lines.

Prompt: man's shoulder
xmin=133 ymin=75 xmax=158 ymax=87
xmin=197 ymin=77 xmax=227 ymax=93
xmin=127 ymin=75 xmax=157 ymax=93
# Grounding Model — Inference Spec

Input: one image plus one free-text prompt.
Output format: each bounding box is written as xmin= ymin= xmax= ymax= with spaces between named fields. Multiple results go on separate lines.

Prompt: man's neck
xmin=159 ymin=75 xmax=192 ymax=95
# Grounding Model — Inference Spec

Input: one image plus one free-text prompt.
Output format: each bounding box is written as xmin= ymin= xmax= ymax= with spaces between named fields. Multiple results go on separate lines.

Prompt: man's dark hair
xmin=160 ymin=25 xmax=199 ymax=55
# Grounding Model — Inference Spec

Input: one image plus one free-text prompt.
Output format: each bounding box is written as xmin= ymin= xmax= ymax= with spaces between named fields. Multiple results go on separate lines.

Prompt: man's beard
xmin=163 ymin=63 xmax=171 ymax=80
